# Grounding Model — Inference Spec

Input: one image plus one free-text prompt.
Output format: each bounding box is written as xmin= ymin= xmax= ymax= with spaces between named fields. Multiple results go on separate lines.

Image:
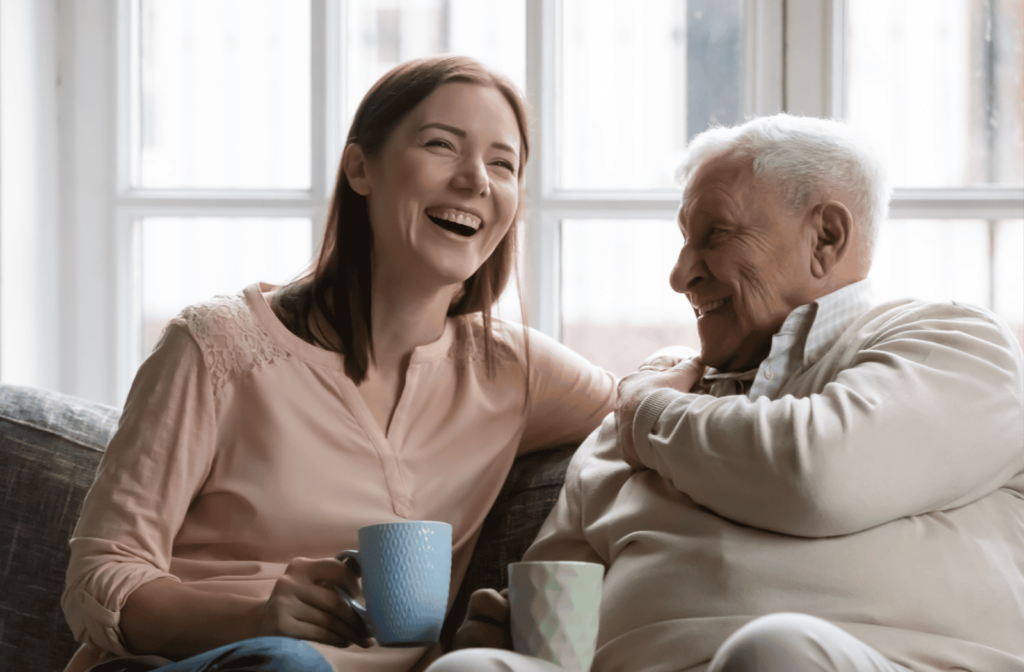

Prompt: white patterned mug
xmin=508 ymin=561 xmax=604 ymax=671
xmin=337 ymin=521 xmax=452 ymax=647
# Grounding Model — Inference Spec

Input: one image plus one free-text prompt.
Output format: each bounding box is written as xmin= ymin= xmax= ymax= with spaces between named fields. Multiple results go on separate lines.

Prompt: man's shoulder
xmin=826 ymin=298 xmax=1024 ymax=382
xmin=856 ymin=298 xmax=1018 ymax=346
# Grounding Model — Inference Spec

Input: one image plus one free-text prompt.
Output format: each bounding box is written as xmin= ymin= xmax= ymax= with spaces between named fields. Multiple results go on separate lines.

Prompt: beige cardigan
xmin=526 ymin=299 xmax=1024 ymax=672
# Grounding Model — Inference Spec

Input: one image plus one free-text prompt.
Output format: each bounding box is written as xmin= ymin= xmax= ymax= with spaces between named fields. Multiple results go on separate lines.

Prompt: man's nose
xmin=451 ymin=156 xmax=489 ymax=196
xmin=669 ymin=242 xmax=706 ymax=293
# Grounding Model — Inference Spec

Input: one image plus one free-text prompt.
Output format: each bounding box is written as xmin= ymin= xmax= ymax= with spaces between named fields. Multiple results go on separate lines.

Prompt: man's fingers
xmin=465 ymin=588 xmax=510 ymax=624
xmin=452 ymin=619 xmax=513 ymax=650
xmin=670 ymin=356 xmax=704 ymax=372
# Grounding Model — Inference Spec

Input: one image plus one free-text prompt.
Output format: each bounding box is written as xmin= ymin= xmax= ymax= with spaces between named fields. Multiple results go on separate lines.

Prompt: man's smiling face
xmin=670 ymin=153 xmax=818 ymax=372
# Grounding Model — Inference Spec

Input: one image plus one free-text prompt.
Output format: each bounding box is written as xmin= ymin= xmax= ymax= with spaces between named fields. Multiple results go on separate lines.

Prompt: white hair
xmin=675 ymin=114 xmax=891 ymax=256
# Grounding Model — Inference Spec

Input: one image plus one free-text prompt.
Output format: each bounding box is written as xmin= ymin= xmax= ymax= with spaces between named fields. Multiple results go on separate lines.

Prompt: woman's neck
xmin=368 ymin=275 xmax=458 ymax=374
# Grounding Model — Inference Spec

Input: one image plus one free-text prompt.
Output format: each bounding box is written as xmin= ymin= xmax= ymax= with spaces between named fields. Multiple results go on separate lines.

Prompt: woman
xmin=61 ymin=56 xmax=616 ymax=672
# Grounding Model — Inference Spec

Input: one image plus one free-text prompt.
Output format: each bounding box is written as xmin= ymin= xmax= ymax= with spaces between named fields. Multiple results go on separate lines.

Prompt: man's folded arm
xmin=632 ymin=303 xmax=1024 ymax=538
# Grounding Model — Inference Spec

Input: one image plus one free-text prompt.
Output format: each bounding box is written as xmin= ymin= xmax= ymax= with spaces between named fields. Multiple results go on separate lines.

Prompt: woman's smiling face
xmin=349 ymin=82 xmax=522 ymax=290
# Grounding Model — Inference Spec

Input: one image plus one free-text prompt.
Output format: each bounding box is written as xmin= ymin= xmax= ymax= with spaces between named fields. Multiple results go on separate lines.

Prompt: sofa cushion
xmin=439 ymin=446 xmax=574 ymax=650
xmin=0 ymin=384 xmax=119 ymax=672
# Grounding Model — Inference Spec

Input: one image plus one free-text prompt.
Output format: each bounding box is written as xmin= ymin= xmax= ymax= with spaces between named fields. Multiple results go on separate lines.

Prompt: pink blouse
xmin=62 ymin=283 xmax=616 ymax=672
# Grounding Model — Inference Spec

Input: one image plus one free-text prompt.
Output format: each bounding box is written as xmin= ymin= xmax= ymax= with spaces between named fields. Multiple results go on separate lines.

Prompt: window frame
xmin=58 ymin=0 xmax=1024 ymax=406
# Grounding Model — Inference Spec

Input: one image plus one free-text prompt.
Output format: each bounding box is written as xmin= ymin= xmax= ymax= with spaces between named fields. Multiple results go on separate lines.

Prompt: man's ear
xmin=809 ymin=201 xmax=853 ymax=279
xmin=342 ymin=144 xmax=372 ymax=196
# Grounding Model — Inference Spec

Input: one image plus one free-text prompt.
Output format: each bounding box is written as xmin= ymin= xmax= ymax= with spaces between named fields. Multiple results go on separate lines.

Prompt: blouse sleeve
xmin=61 ymin=324 xmax=219 ymax=655
xmin=517 ymin=326 xmax=617 ymax=454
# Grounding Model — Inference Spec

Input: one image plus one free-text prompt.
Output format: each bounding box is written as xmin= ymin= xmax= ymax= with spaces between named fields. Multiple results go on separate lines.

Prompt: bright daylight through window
xmin=126 ymin=0 xmax=1022 ymax=389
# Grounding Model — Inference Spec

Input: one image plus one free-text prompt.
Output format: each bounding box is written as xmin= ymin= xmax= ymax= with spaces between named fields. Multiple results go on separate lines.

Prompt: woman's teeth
xmin=425 ymin=208 xmax=481 ymax=237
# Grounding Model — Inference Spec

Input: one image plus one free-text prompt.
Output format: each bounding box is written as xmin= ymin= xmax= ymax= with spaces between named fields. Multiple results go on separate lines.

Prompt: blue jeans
xmin=92 ymin=637 xmax=332 ymax=672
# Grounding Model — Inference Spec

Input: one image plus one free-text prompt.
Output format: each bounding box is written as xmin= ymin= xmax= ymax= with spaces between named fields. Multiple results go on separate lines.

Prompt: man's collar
xmin=702 ymin=278 xmax=876 ymax=384
xmin=802 ymin=278 xmax=876 ymax=366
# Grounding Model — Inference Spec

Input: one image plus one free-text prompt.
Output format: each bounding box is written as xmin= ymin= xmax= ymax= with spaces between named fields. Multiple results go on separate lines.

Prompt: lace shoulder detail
xmin=450 ymin=313 xmax=526 ymax=371
xmin=166 ymin=292 xmax=290 ymax=394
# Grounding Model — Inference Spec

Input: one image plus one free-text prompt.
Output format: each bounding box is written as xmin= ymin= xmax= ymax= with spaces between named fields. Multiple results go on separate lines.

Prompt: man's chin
xmin=696 ymin=346 xmax=728 ymax=372
xmin=696 ymin=328 xmax=734 ymax=371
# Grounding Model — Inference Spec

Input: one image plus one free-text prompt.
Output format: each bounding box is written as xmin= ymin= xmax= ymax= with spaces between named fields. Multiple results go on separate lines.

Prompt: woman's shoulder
xmin=451 ymin=313 xmax=597 ymax=373
xmin=161 ymin=287 xmax=291 ymax=392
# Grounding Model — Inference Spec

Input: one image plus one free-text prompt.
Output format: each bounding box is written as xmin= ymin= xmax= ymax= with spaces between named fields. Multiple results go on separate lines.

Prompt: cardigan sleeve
xmin=631 ymin=302 xmax=1024 ymax=538
xmin=61 ymin=324 xmax=219 ymax=655
xmin=517 ymin=326 xmax=617 ymax=455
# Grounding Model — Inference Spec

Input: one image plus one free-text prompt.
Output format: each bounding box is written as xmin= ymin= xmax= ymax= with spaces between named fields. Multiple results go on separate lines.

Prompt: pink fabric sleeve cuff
xmin=64 ymin=588 xmax=132 ymax=656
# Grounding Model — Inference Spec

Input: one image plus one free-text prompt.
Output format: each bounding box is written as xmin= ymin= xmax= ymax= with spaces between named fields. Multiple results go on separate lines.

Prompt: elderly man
xmin=427 ymin=114 xmax=1024 ymax=672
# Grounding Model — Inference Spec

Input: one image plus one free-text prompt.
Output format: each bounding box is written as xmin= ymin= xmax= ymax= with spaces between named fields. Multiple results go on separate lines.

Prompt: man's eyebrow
xmin=421 ymin=122 xmax=518 ymax=155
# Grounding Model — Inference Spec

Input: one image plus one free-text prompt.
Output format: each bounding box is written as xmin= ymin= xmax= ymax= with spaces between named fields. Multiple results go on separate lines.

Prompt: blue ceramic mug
xmin=337 ymin=521 xmax=452 ymax=647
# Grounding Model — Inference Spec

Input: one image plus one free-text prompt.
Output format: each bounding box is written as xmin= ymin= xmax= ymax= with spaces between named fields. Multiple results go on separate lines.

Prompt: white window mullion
xmin=117 ymin=0 xmax=138 ymax=194
xmin=321 ymin=0 xmax=346 ymax=247
xmin=749 ymin=0 xmax=784 ymax=116
xmin=115 ymin=211 xmax=142 ymax=402
xmin=784 ymin=0 xmax=842 ymax=117
xmin=311 ymin=0 xmax=331 ymax=249
xmin=889 ymin=187 xmax=1024 ymax=220
xmin=65 ymin=0 xmax=119 ymax=405
xmin=524 ymin=0 xmax=561 ymax=339
xmin=541 ymin=193 xmax=680 ymax=221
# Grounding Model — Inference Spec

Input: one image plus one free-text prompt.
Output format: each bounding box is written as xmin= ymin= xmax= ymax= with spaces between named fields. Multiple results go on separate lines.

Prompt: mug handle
xmin=335 ymin=550 xmax=373 ymax=634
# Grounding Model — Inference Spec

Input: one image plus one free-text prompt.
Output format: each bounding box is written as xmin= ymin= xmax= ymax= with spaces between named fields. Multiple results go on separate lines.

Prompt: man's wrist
xmin=632 ymin=388 xmax=682 ymax=462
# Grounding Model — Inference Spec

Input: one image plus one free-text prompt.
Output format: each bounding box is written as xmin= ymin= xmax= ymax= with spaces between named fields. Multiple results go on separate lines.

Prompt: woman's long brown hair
xmin=274 ymin=55 xmax=531 ymax=384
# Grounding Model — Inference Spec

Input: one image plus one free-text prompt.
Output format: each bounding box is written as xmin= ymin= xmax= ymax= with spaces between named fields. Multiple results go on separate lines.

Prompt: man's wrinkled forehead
xmin=679 ymin=153 xmax=754 ymax=222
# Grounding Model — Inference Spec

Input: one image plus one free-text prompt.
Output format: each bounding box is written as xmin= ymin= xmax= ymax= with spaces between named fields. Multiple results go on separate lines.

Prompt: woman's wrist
xmin=122 ymin=578 xmax=265 ymax=658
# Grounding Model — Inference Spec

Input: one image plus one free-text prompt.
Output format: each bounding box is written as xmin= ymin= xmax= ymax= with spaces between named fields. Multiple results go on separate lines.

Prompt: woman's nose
xmin=451 ymin=156 xmax=489 ymax=196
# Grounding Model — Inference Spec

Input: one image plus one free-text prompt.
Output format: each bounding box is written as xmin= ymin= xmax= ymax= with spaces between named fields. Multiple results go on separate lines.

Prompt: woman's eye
xmin=425 ymin=138 xmax=454 ymax=150
xmin=492 ymin=159 xmax=516 ymax=173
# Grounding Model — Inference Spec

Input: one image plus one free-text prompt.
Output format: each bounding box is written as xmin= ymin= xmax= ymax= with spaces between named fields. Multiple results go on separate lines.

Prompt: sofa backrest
xmin=0 ymin=384 xmax=119 ymax=672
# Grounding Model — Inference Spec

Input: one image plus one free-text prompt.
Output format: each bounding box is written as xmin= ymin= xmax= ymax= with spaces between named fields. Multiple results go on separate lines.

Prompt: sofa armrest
xmin=0 ymin=384 xmax=119 ymax=672
xmin=439 ymin=446 xmax=575 ymax=650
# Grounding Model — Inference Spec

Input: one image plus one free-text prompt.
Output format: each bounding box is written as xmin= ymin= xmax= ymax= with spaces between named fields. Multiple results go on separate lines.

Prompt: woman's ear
xmin=342 ymin=144 xmax=372 ymax=196
xmin=809 ymin=200 xmax=853 ymax=279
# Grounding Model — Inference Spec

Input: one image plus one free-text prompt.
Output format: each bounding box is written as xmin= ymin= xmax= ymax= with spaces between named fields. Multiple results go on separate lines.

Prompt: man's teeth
xmin=425 ymin=208 xmax=481 ymax=231
xmin=696 ymin=298 xmax=727 ymax=316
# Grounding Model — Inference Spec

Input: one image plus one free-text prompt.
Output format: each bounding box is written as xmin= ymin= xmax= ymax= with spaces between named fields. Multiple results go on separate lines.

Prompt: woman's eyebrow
xmin=421 ymin=122 xmax=518 ymax=155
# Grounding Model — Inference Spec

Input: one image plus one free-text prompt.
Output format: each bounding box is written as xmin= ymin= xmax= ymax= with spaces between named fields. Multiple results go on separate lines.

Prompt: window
xmin=562 ymin=0 xmax=1024 ymax=376
xmin=846 ymin=0 xmax=1024 ymax=352
xmin=118 ymin=0 xmax=526 ymax=396
xmin=30 ymin=0 xmax=1022 ymax=404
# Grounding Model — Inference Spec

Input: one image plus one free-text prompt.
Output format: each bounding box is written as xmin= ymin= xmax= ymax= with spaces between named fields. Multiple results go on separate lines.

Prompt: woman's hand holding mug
xmin=254 ymin=555 xmax=373 ymax=648
xmin=335 ymin=521 xmax=453 ymax=648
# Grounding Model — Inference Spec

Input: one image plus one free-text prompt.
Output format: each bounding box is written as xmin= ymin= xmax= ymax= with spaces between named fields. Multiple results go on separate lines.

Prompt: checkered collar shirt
xmin=698 ymin=279 xmax=877 ymax=401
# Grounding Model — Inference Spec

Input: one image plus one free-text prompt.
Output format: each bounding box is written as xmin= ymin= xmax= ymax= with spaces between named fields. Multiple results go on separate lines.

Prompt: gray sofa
xmin=0 ymin=383 xmax=573 ymax=671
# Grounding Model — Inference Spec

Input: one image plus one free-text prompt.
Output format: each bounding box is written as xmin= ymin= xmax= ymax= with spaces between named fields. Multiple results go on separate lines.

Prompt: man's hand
xmin=615 ymin=357 xmax=706 ymax=469
xmin=451 ymin=588 xmax=512 ymax=651
xmin=637 ymin=345 xmax=700 ymax=370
